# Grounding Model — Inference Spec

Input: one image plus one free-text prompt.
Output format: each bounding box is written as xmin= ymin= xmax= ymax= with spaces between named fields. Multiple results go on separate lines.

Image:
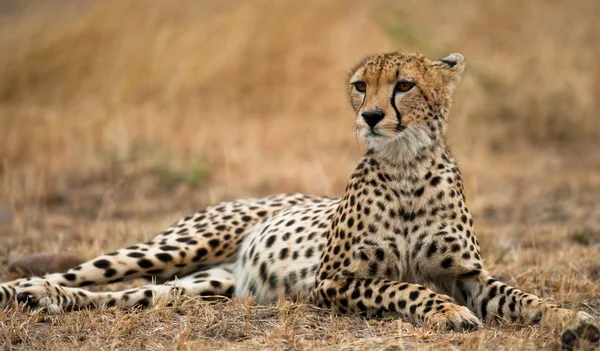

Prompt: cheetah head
xmin=348 ymin=52 xmax=465 ymax=162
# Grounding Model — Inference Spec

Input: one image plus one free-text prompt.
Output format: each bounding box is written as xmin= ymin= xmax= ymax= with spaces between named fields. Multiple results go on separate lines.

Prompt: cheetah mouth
xmin=367 ymin=130 xmax=382 ymax=137
xmin=363 ymin=125 xmax=407 ymax=140
xmin=366 ymin=125 xmax=405 ymax=138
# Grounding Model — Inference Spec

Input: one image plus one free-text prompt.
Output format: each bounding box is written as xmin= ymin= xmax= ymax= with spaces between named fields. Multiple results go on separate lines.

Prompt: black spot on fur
xmin=155 ymin=253 xmax=173 ymax=262
xmin=93 ymin=259 xmax=111 ymax=269
xmin=63 ymin=273 xmax=77 ymax=281
xmin=136 ymin=299 xmax=150 ymax=308
xmin=159 ymin=245 xmax=179 ymax=251
xmin=194 ymin=248 xmax=208 ymax=262
xmin=414 ymin=187 xmax=425 ymax=197
xmin=426 ymin=242 xmax=438 ymax=257
xmin=137 ymin=259 xmax=154 ymax=269
xmin=265 ymin=235 xmax=276 ymax=248
xmin=441 ymin=257 xmax=454 ymax=269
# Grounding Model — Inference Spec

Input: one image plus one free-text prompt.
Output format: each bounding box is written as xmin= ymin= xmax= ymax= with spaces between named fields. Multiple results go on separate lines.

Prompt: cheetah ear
xmin=434 ymin=53 xmax=466 ymax=89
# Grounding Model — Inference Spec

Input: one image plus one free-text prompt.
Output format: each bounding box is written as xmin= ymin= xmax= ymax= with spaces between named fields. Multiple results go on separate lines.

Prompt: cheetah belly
xmin=234 ymin=199 xmax=339 ymax=304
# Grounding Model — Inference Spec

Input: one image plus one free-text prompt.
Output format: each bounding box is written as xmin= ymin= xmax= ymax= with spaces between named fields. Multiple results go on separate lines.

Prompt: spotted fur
xmin=0 ymin=52 xmax=593 ymax=333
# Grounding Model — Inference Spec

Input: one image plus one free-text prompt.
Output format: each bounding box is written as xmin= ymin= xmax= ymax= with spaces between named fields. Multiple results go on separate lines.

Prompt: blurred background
xmin=0 ymin=0 xmax=599 ymax=261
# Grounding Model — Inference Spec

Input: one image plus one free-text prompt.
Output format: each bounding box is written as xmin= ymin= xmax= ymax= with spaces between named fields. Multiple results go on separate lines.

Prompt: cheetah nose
xmin=362 ymin=110 xmax=385 ymax=129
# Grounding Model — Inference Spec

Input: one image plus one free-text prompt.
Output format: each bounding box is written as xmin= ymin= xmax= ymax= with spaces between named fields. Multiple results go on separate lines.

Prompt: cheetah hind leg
xmin=16 ymin=266 xmax=236 ymax=313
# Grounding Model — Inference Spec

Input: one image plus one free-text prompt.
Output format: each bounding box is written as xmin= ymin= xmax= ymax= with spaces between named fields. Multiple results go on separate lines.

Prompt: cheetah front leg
xmin=15 ymin=266 xmax=236 ymax=313
xmin=312 ymin=277 xmax=481 ymax=331
xmin=413 ymin=234 xmax=595 ymax=331
xmin=455 ymin=270 xmax=595 ymax=330
xmin=412 ymin=223 xmax=595 ymax=330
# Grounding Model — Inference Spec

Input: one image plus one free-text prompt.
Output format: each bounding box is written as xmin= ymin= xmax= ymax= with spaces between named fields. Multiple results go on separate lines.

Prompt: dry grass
xmin=0 ymin=0 xmax=599 ymax=349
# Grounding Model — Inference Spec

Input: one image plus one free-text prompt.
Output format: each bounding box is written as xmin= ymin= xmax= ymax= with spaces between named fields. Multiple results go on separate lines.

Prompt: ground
xmin=0 ymin=0 xmax=599 ymax=350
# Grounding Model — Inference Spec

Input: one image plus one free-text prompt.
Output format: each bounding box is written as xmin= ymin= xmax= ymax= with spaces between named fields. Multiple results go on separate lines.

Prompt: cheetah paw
xmin=425 ymin=304 xmax=482 ymax=332
xmin=16 ymin=278 xmax=71 ymax=314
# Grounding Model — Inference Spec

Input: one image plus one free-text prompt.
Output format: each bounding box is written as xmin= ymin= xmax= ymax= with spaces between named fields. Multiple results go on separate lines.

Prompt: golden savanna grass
xmin=0 ymin=0 xmax=599 ymax=349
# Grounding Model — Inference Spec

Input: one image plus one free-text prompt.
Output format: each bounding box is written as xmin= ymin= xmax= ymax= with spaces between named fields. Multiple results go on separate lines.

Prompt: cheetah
xmin=0 ymin=52 xmax=595 ymax=333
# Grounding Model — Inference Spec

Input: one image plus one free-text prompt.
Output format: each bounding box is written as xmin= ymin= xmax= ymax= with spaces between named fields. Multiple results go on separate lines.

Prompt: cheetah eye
xmin=353 ymin=81 xmax=367 ymax=93
xmin=395 ymin=81 xmax=415 ymax=93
